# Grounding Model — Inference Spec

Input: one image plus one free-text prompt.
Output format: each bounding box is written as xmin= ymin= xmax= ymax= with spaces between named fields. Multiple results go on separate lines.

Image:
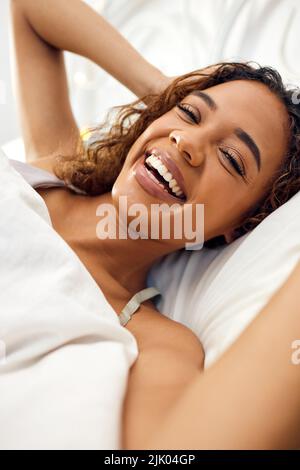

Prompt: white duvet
xmin=0 ymin=149 xmax=138 ymax=450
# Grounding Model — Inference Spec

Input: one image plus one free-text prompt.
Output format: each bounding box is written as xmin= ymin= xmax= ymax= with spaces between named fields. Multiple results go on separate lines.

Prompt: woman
xmin=10 ymin=0 xmax=300 ymax=449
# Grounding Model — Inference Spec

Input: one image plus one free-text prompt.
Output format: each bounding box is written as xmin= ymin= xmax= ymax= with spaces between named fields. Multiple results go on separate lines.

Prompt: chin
xmin=112 ymin=167 xmax=156 ymax=208
xmin=111 ymin=177 xmax=154 ymax=213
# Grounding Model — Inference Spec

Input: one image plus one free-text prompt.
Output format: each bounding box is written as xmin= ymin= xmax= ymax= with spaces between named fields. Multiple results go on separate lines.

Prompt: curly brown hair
xmin=54 ymin=62 xmax=300 ymax=248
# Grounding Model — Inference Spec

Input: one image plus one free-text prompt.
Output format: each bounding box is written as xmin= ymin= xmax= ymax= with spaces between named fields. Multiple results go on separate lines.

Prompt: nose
xmin=169 ymin=131 xmax=205 ymax=167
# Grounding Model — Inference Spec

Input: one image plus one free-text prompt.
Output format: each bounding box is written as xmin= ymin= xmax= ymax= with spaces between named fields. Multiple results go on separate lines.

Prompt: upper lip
xmin=146 ymin=147 xmax=187 ymax=197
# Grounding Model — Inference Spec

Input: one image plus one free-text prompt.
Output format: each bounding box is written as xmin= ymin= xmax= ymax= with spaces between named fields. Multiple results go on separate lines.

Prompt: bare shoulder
xmin=126 ymin=302 xmax=205 ymax=367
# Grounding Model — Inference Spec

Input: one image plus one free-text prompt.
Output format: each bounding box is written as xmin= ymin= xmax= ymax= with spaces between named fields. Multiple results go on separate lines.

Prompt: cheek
xmin=142 ymin=113 xmax=179 ymax=140
xmin=120 ymin=119 xmax=165 ymax=170
xmin=190 ymin=166 xmax=253 ymax=229
xmin=120 ymin=114 xmax=177 ymax=173
xmin=190 ymin=161 xmax=235 ymax=207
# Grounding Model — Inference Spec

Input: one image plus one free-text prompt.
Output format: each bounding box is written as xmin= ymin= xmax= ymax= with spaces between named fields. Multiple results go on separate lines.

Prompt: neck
xmin=85 ymin=192 xmax=178 ymax=301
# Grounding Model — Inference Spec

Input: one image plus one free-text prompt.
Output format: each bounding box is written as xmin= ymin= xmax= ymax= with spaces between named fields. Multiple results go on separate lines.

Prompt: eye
xmin=176 ymin=103 xmax=200 ymax=124
xmin=219 ymin=148 xmax=246 ymax=178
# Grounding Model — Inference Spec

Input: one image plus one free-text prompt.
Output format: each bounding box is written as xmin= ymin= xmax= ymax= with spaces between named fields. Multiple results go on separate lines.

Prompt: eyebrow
xmin=190 ymin=90 xmax=262 ymax=172
xmin=190 ymin=90 xmax=217 ymax=111
xmin=234 ymin=128 xmax=261 ymax=171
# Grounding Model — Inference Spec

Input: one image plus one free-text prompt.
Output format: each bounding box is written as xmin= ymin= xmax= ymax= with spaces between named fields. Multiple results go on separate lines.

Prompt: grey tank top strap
xmin=119 ymin=287 xmax=161 ymax=326
xmin=9 ymin=159 xmax=86 ymax=195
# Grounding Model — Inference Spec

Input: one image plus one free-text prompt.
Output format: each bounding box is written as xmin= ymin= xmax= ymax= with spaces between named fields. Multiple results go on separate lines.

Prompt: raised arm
xmin=10 ymin=0 xmax=166 ymax=160
xmin=125 ymin=262 xmax=300 ymax=450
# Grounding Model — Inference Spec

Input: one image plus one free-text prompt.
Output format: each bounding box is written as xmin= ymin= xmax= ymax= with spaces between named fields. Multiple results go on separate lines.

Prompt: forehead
xmin=194 ymin=80 xmax=289 ymax=171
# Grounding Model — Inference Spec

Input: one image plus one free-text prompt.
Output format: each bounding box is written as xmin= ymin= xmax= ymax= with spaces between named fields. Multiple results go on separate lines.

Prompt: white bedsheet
xmin=0 ymin=148 xmax=138 ymax=449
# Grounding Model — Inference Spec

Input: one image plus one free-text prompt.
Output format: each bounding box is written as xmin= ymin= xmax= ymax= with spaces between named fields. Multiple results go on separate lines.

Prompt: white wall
xmin=0 ymin=0 xmax=21 ymax=146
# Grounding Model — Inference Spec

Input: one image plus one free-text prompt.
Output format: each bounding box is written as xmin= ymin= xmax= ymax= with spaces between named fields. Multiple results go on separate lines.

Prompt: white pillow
xmin=0 ymin=148 xmax=138 ymax=449
xmin=148 ymin=191 xmax=300 ymax=368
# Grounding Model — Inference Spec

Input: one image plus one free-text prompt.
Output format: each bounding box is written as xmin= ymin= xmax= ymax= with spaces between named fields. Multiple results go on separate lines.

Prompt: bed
xmin=1 ymin=0 xmax=299 ymax=449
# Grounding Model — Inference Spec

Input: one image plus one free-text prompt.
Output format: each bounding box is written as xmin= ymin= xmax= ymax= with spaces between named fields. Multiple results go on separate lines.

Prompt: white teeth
xmin=150 ymin=158 xmax=161 ymax=170
xmin=164 ymin=172 xmax=173 ymax=182
xmin=147 ymin=155 xmax=157 ymax=164
xmin=169 ymin=179 xmax=177 ymax=188
xmin=157 ymin=165 xmax=167 ymax=176
xmin=145 ymin=153 xmax=185 ymax=199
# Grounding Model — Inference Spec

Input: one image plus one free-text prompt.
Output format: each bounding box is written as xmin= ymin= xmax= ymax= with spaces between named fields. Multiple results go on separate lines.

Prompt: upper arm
xmin=144 ymin=262 xmax=300 ymax=450
xmin=10 ymin=1 xmax=80 ymax=161
xmin=122 ymin=307 xmax=205 ymax=449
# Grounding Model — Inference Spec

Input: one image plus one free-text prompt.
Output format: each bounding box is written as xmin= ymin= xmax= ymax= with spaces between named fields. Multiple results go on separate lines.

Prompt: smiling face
xmin=112 ymin=79 xmax=289 ymax=247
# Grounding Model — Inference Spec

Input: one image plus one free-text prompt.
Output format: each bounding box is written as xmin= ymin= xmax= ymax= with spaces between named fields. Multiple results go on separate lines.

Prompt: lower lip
xmin=133 ymin=155 xmax=185 ymax=204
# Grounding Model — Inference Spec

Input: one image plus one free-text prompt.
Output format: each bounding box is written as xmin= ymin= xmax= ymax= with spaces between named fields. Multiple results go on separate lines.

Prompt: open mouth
xmin=143 ymin=152 xmax=187 ymax=201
